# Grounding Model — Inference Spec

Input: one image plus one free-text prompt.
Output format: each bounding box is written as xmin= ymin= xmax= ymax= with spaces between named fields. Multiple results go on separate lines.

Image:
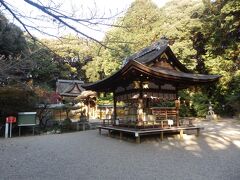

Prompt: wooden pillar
xmin=176 ymin=111 xmax=179 ymax=127
xmin=175 ymin=97 xmax=180 ymax=127
xmin=196 ymin=128 xmax=200 ymax=137
xmin=180 ymin=129 xmax=183 ymax=140
xmin=94 ymin=104 xmax=97 ymax=119
xmin=100 ymin=107 xmax=102 ymax=120
xmin=113 ymin=92 xmax=117 ymax=123
xmin=120 ymin=131 xmax=123 ymax=140
xmin=160 ymin=131 xmax=163 ymax=141
xmin=19 ymin=126 xmax=21 ymax=136
xmin=87 ymin=99 xmax=90 ymax=120
xmin=137 ymin=82 xmax=144 ymax=125
xmin=60 ymin=109 xmax=61 ymax=121
xmin=136 ymin=136 xmax=140 ymax=144
xmin=99 ymin=127 xmax=101 ymax=135
xmin=82 ymin=122 xmax=86 ymax=131
xmin=135 ymin=132 xmax=140 ymax=143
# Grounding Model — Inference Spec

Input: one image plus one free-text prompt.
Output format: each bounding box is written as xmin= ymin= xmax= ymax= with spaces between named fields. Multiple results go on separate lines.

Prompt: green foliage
xmin=83 ymin=0 xmax=206 ymax=82
xmin=225 ymin=71 xmax=240 ymax=115
xmin=42 ymin=35 xmax=96 ymax=81
xmin=112 ymin=0 xmax=161 ymax=52
xmin=0 ymin=84 xmax=37 ymax=115
xmin=152 ymin=101 xmax=175 ymax=107
xmin=83 ymin=0 xmax=239 ymax=117
xmin=0 ymin=12 xmax=27 ymax=57
xmin=159 ymin=0 xmax=204 ymax=70
xmin=84 ymin=0 xmax=161 ymax=82
xmin=28 ymin=47 xmax=59 ymax=87
xmin=84 ymin=49 xmax=120 ymax=82
xmin=191 ymin=92 xmax=209 ymax=117
xmin=179 ymin=105 xmax=194 ymax=117
xmin=198 ymin=0 xmax=240 ymax=116
xmin=61 ymin=118 xmax=72 ymax=131
xmin=97 ymin=93 xmax=113 ymax=105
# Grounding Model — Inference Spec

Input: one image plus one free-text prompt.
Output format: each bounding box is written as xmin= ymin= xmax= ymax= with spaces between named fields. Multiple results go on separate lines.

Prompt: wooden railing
xmin=102 ymin=119 xmax=114 ymax=126
xmin=101 ymin=107 xmax=180 ymax=128
xmin=151 ymin=107 xmax=179 ymax=127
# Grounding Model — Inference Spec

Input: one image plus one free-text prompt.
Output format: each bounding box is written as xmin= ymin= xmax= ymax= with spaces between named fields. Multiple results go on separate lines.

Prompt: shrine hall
xmin=82 ymin=38 xmax=221 ymax=143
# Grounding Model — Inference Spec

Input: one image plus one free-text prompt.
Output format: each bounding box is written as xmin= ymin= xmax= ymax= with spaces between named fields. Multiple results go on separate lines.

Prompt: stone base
xmin=206 ymin=114 xmax=218 ymax=121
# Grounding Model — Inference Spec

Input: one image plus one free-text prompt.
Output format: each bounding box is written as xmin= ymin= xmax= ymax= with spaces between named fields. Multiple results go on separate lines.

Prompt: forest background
xmin=0 ymin=0 xmax=239 ymax=119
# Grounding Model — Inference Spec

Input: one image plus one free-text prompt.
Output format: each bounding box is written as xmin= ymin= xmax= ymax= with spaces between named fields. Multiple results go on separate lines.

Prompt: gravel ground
xmin=0 ymin=118 xmax=240 ymax=180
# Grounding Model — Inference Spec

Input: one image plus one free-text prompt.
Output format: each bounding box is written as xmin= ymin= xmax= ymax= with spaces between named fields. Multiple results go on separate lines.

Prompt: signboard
xmin=5 ymin=116 xmax=16 ymax=138
xmin=18 ymin=112 xmax=37 ymax=126
xmin=6 ymin=116 xmax=16 ymax=123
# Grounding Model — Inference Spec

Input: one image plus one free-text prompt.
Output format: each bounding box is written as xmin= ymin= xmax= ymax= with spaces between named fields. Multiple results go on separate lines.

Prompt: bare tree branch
xmin=24 ymin=0 xmax=110 ymax=48
xmin=0 ymin=0 xmax=131 ymax=49
xmin=0 ymin=0 xmax=36 ymax=40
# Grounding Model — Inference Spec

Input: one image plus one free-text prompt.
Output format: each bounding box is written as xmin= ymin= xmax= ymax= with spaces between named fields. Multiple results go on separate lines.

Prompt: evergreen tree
xmin=84 ymin=0 xmax=161 ymax=82
xmin=200 ymin=0 xmax=240 ymax=114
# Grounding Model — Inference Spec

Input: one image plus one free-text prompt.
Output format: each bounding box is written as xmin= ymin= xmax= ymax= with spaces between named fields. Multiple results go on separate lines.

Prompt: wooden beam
xmin=115 ymin=88 xmax=176 ymax=97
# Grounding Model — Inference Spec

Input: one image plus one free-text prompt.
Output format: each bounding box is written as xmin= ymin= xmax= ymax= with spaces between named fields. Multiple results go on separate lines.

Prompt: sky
xmin=2 ymin=0 xmax=169 ymax=40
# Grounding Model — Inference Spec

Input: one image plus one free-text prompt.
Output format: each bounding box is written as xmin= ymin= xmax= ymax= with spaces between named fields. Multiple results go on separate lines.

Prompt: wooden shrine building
xmin=82 ymin=39 xmax=221 ymax=142
xmin=56 ymin=79 xmax=85 ymax=98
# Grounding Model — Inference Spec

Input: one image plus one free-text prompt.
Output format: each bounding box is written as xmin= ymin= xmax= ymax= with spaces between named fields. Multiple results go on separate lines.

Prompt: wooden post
xmin=137 ymin=98 xmax=143 ymax=122
xmin=108 ymin=129 xmax=111 ymax=137
xmin=33 ymin=126 xmax=35 ymax=135
xmin=120 ymin=131 xmax=123 ymax=140
xmin=87 ymin=99 xmax=90 ymax=120
xmin=136 ymin=136 xmax=140 ymax=144
xmin=176 ymin=110 xmax=179 ymax=127
xmin=83 ymin=122 xmax=86 ymax=131
xmin=175 ymin=97 xmax=180 ymax=127
xmin=160 ymin=131 xmax=163 ymax=141
xmin=113 ymin=92 xmax=117 ymax=125
xmin=99 ymin=127 xmax=101 ymax=135
xmin=19 ymin=126 xmax=21 ymax=136
xmin=196 ymin=128 xmax=200 ymax=137
xmin=136 ymin=81 xmax=144 ymax=129
xmin=135 ymin=132 xmax=140 ymax=143
xmin=180 ymin=129 xmax=183 ymax=140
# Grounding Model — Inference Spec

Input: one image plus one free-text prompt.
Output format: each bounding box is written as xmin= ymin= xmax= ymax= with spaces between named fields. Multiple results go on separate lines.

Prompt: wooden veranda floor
xmin=98 ymin=125 xmax=203 ymax=143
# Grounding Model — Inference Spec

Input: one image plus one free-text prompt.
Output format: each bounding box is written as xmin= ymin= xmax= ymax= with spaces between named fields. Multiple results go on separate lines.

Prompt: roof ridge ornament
xmin=122 ymin=57 xmax=129 ymax=67
xmin=123 ymin=37 xmax=169 ymax=65
xmin=155 ymin=37 xmax=169 ymax=50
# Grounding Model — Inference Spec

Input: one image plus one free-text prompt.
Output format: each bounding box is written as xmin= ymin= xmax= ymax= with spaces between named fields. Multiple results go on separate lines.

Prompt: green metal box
xmin=18 ymin=112 xmax=37 ymax=126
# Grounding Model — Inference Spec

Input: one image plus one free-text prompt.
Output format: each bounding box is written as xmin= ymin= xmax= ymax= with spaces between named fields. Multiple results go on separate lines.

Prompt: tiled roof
xmin=56 ymin=79 xmax=85 ymax=97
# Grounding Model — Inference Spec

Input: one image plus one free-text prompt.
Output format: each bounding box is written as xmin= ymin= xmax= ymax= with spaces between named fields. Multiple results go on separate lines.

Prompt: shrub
xmin=191 ymin=93 xmax=209 ymax=117
xmin=0 ymin=84 xmax=37 ymax=124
